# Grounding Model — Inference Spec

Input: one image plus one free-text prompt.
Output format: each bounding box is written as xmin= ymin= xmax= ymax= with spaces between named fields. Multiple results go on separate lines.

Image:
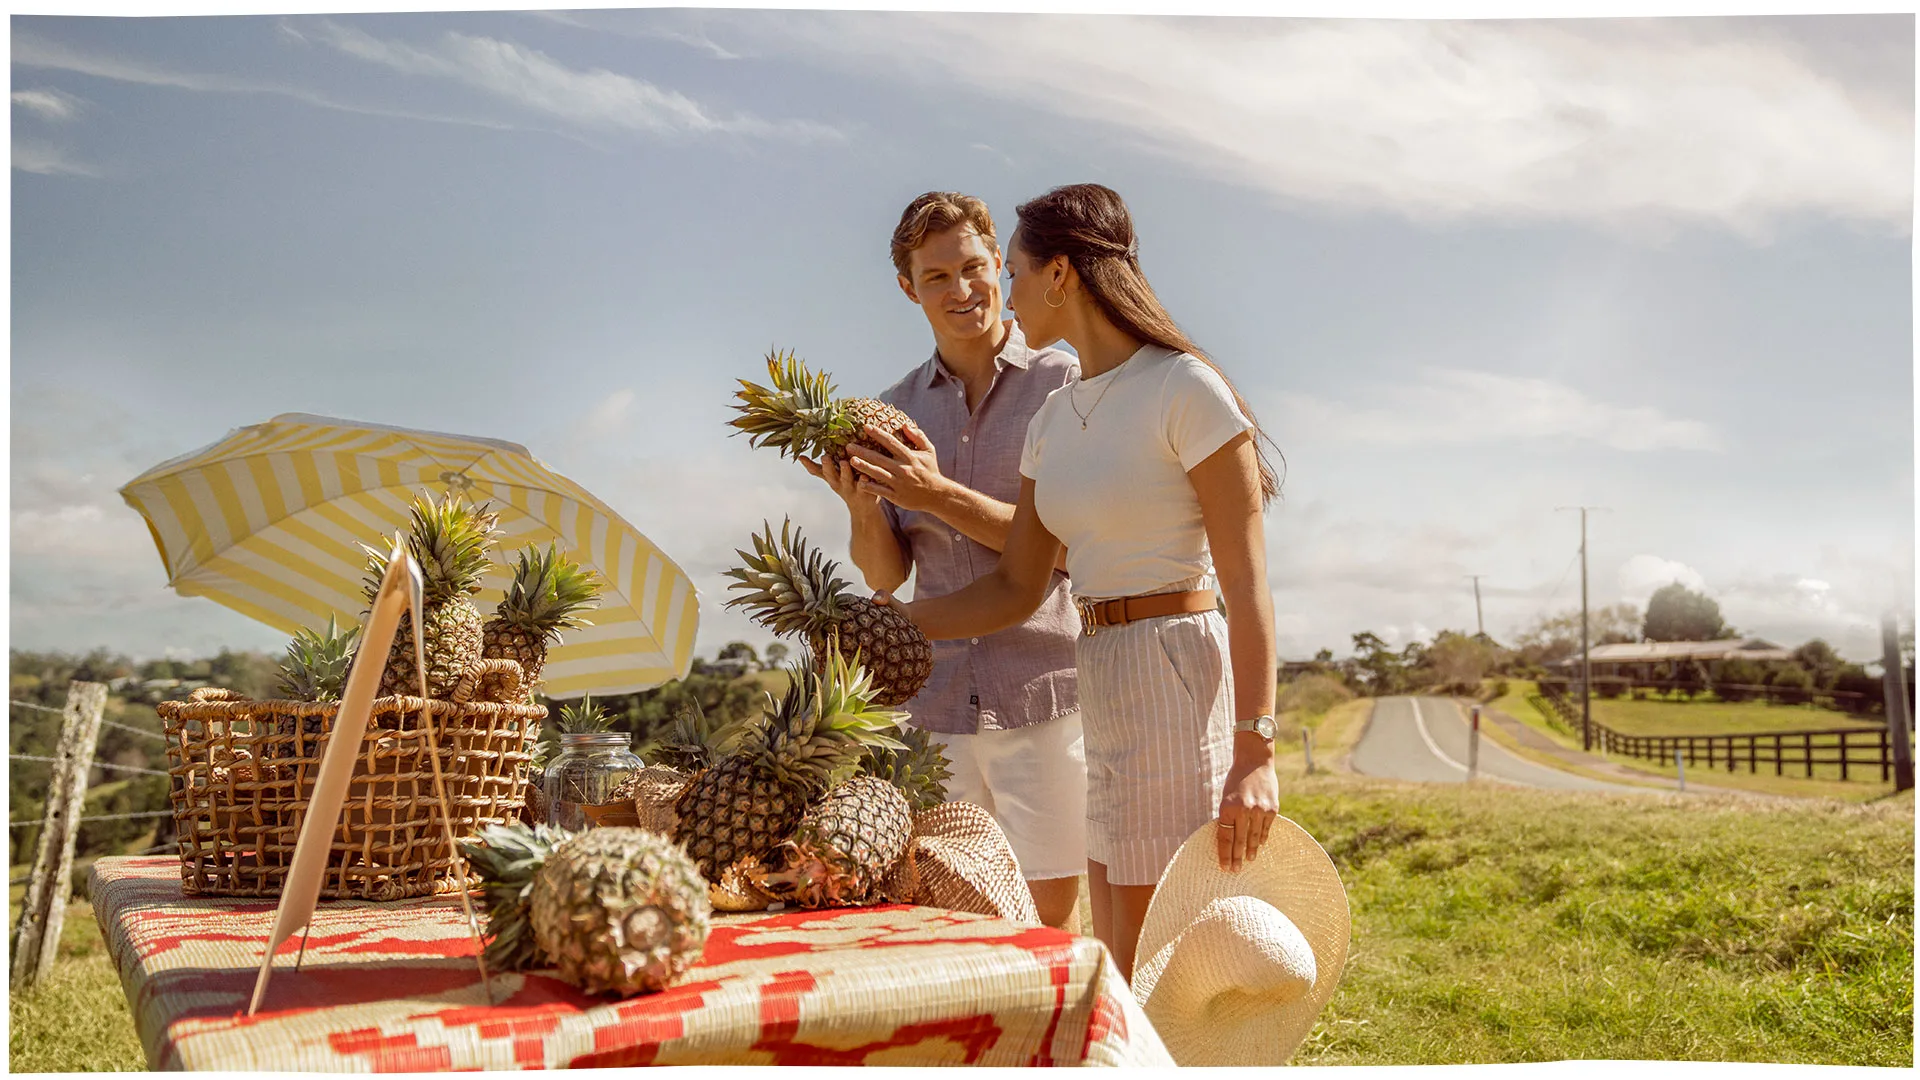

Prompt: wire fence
xmin=9 ymin=694 xmax=174 ymax=838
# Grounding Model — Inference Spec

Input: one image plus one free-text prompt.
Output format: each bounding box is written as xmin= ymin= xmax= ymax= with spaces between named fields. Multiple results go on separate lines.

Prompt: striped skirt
xmin=1073 ymin=573 xmax=1233 ymax=886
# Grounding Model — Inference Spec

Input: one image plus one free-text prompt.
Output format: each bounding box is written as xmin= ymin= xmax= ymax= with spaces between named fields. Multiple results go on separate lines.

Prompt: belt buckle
xmin=1076 ymin=597 xmax=1098 ymax=637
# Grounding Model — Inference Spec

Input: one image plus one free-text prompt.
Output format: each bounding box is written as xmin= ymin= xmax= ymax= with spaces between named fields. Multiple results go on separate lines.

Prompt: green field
xmin=16 ymin=756 xmax=1910 ymax=1070
xmin=1591 ymin=697 xmax=1885 ymax=737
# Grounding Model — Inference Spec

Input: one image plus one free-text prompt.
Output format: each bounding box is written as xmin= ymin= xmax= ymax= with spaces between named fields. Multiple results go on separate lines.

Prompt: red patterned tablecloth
xmin=89 ymin=856 xmax=1170 ymax=1069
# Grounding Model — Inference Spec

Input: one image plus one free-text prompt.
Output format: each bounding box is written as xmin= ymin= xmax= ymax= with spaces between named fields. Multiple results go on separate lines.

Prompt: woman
xmin=863 ymin=183 xmax=1284 ymax=978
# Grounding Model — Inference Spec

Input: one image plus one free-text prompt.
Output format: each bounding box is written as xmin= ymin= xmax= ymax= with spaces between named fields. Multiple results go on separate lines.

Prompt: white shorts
xmin=911 ymin=712 xmax=1089 ymax=881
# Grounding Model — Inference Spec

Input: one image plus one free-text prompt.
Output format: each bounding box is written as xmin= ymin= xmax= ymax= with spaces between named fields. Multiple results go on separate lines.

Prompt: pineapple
xmin=275 ymin=616 xmax=360 ymax=702
xmin=461 ymin=824 xmax=711 ymax=997
xmin=650 ymin=699 xmax=753 ymax=775
xmin=750 ymin=775 xmax=913 ymax=909
xmin=361 ymin=492 xmax=500 ymax=700
xmin=482 ymin=543 xmax=602 ymax=698
xmin=729 ymin=349 xmax=916 ymax=467
xmin=864 ymin=725 xmax=954 ymax=812
xmin=267 ymin=616 xmax=361 ymax=760
xmin=723 ymin=519 xmax=933 ymax=708
xmin=671 ymin=647 xmax=906 ymax=879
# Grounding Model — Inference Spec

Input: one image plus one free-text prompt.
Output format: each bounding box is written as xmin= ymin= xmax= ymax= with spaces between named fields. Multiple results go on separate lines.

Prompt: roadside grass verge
xmin=1284 ymin=773 xmax=1913 ymax=1066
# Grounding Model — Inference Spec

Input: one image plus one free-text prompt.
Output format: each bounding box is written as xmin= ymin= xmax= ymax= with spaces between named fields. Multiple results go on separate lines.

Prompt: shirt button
xmin=970 ymin=637 xmax=981 ymax=645
xmin=952 ymin=532 xmax=962 ymax=541
xmin=961 ymin=434 xmax=970 ymax=443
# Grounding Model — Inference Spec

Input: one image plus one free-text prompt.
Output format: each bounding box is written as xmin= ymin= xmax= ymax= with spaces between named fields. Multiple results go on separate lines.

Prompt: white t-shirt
xmin=1019 ymin=346 xmax=1255 ymax=598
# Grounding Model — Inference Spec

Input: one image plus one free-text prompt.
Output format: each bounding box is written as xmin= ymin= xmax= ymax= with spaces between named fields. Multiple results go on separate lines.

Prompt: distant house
xmin=705 ymin=656 xmax=759 ymax=680
xmin=1548 ymin=638 xmax=1793 ymax=682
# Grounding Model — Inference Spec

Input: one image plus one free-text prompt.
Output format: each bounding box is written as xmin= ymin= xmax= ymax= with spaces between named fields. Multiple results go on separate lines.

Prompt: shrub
xmin=1593 ymin=676 xmax=1629 ymax=699
xmin=1277 ymin=673 xmax=1355 ymax=718
xmin=1487 ymin=679 xmax=1510 ymax=702
xmin=1769 ymin=663 xmax=1814 ymax=705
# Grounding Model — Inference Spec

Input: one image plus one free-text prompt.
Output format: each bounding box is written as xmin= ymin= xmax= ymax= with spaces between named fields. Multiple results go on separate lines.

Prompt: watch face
xmin=1257 ymin=716 xmax=1276 ymax=739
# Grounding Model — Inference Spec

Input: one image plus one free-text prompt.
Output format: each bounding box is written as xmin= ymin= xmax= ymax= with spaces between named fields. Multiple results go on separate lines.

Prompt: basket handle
xmin=188 ymin=687 xmax=247 ymax=703
xmin=452 ymin=658 xmax=525 ymax=705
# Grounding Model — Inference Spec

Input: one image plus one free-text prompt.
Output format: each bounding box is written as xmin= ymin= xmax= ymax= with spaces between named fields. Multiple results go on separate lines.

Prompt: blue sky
xmin=9 ymin=8 xmax=1914 ymax=666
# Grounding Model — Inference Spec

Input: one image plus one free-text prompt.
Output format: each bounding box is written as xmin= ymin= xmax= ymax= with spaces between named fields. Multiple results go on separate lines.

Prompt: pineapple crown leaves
xmin=555 ymin=693 xmax=616 ymax=734
xmin=275 ymin=615 xmax=361 ymax=702
xmin=495 ymin=543 xmax=602 ymax=641
xmin=360 ymin=491 xmax=501 ymax=605
xmin=653 ymin=698 xmax=753 ymax=773
xmin=721 ymin=518 xmax=852 ymax=636
xmin=749 ymin=645 xmax=906 ymax=793
xmin=727 ymin=349 xmax=856 ymax=461
xmin=863 ymin=724 xmax=954 ymax=812
xmin=459 ymin=822 xmax=573 ymax=972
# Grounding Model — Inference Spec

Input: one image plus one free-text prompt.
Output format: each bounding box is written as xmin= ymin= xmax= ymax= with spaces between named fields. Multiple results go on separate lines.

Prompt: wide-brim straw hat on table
xmin=1130 ymin=817 xmax=1350 ymax=1066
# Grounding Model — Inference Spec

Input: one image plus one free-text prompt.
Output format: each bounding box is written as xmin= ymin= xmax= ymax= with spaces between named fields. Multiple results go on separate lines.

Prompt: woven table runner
xmin=89 ymin=856 xmax=1169 ymax=1069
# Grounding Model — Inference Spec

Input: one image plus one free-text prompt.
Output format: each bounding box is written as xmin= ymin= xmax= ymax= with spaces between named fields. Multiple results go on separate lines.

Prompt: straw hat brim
xmin=1130 ymin=817 xmax=1350 ymax=1066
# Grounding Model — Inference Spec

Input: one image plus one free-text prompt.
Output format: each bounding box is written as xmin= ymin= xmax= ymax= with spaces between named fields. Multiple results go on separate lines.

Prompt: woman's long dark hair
xmin=1014 ymin=183 xmax=1283 ymax=505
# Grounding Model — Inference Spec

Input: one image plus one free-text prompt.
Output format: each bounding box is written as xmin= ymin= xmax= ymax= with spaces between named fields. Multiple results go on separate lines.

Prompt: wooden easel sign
xmin=247 ymin=533 xmax=491 ymax=1014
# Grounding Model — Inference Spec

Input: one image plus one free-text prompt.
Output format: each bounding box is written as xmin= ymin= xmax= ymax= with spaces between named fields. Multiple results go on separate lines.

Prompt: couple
xmin=800 ymin=184 xmax=1282 ymax=980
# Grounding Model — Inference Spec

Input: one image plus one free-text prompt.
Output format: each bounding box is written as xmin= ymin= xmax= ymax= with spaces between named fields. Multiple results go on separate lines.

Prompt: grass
xmin=9 ymin=884 xmax=147 ymax=1072
xmin=1592 ymin=697 xmax=1885 ymax=737
xmin=1284 ymin=773 xmax=1913 ymax=1066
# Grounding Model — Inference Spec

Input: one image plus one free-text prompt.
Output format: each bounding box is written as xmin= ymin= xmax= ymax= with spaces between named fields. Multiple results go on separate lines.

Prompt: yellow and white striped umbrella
xmin=118 ymin=413 xmax=699 ymax=696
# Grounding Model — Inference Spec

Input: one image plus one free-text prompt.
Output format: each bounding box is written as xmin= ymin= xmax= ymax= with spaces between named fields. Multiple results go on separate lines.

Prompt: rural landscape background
xmin=10 ymin=5 xmax=1915 ymax=1071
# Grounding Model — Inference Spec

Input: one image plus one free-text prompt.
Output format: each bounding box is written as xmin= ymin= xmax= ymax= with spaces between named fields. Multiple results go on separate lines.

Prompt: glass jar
xmin=541 ymin=731 xmax=643 ymax=831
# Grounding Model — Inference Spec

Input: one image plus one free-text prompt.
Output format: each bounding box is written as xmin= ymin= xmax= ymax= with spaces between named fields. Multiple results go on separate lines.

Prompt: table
xmin=89 ymin=856 xmax=1171 ymax=1069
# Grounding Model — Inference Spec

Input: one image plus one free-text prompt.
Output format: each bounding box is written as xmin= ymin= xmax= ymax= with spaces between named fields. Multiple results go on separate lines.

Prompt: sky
xmin=8 ymin=7 xmax=1915 ymax=670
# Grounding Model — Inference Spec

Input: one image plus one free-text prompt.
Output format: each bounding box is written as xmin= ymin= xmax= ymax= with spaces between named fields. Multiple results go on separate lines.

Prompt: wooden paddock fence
xmin=1533 ymin=684 xmax=1909 ymax=783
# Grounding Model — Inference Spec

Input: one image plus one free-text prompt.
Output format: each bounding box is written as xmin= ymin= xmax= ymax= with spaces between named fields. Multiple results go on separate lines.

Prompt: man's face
xmin=899 ymin=225 xmax=1003 ymax=343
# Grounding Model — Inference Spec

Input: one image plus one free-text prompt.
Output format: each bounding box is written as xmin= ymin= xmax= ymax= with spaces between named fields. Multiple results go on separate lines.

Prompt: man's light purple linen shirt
xmin=877 ymin=324 xmax=1082 ymax=736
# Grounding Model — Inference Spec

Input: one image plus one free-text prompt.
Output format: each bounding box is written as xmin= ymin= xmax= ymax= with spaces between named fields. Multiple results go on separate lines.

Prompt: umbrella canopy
xmin=119 ymin=412 xmax=699 ymax=696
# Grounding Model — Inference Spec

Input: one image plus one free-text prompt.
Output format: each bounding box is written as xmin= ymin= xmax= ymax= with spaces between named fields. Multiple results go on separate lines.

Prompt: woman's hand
xmin=1216 ymin=748 xmax=1279 ymax=872
xmin=799 ymin=453 xmax=885 ymax=516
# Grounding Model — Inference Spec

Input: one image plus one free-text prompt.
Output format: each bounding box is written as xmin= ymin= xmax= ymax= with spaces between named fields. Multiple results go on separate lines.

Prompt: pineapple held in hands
xmin=723 ymin=519 xmax=933 ymax=708
xmin=729 ymin=349 xmax=916 ymax=467
xmin=672 ymin=646 xmax=906 ymax=879
xmin=461 ymin=823 xmax=711 ymax=997
xmin=483 ymin=543 xmax=601 ymax=699
xmin=361 ymin=492 xmax=500 ymax=700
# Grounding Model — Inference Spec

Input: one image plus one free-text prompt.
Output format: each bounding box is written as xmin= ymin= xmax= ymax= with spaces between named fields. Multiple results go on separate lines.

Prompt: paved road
xmin=1350 ymin=696 xmax=1655 ymax=794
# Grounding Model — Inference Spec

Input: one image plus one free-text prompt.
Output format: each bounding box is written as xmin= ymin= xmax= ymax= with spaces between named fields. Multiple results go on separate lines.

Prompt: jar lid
xmin=556 ymin=731 xmax=633 ymax=749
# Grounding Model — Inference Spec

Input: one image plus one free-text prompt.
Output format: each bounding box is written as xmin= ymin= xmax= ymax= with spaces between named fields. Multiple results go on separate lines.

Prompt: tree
xmin=1349 ymin=632 xmax=1408 ymax=696
xmin=1418 ymin=630 xmax=1497 ymax=693
xmin=764 ymin=642 xmax=791 ymax=667
xmin=716 ymin=641 xmax=758 ymax=664
xmin=1793 ymin=639 xmax=1843 ymax=690
xmin=1515 ymin=602 xmax=1640 ymax=667
xmin=1313 ymin=647 xmax=1334 ymax=663
xmin=1642 ymin=584 xmax=1733 ymax=643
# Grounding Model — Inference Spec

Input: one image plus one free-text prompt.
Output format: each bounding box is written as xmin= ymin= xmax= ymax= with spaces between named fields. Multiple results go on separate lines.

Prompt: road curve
xmin=1350 ymin=696 xmax=1654 ymax=795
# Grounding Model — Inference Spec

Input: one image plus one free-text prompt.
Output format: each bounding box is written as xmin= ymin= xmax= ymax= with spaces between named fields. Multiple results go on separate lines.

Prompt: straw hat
xmin=1130 ymin=817 xmax=1350 ymax=1066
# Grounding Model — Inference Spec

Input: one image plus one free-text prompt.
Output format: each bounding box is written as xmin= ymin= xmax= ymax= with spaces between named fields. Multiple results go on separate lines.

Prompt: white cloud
xmin=13 ymin=139 xmax=101 ymax=177
xmin=715 ymin=13 xmax=1912 ymax=235
xmin=1617 ymin=554 xmax=1708 ymax=602
xmin=1279 ymin=369 xmax=1724 ymax=452
xmin=296 ymin=19 xmax=842 ymax=143
xmin=12 ymin=30 xmax=534 ymax=136
xmin=13 ymin=88 xmax=84 ymax=123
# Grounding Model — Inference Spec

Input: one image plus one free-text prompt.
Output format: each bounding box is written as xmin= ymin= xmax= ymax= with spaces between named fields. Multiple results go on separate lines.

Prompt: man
xmin=799 ymin=191 xmax=1085 ymax=930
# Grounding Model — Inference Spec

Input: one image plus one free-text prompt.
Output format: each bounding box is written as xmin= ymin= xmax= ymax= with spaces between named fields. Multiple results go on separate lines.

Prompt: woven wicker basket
xmin=158 ymin=659 xmax=545 ymax=901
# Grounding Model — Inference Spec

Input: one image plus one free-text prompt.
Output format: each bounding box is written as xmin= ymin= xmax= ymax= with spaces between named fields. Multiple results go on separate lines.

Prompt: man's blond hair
xmin=890 ymin=191 xmax=997 ymax=278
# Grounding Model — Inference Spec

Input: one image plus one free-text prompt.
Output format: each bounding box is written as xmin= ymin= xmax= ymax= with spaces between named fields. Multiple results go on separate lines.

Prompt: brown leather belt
xmin=1075 ymin=589 xmax=1217 ymax=636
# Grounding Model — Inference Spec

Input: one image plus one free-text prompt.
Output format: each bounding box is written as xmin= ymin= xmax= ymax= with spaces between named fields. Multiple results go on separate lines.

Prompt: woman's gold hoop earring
xmin=1044 ymin=286 xmax=1066 ymax=309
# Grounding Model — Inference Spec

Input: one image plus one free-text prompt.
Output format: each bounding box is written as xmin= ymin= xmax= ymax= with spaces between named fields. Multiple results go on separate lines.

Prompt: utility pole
xmin=1556 ymin=507 xmax=1608 ymax=753
xmin=1882 ymin=613 xmax=1913 ymax=793
xmin=1465 ymin=575 xmax=1485 ymax=637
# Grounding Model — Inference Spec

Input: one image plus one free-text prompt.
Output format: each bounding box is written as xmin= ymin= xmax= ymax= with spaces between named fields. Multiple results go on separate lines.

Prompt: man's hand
xmin=799 ymin=453 xmax=884 ymax=516
xmin=845 ymin=423 xmax=951 ymax=514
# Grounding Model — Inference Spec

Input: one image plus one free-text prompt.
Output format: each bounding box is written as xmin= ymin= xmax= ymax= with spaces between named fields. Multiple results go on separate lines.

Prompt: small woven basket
xmin=158 ymin=659 xmax=544 ymax=901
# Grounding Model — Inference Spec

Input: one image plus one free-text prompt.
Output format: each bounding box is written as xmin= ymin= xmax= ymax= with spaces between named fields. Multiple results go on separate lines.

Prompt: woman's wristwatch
xmin=1233 ymin=715 xmax=1276 ymax=742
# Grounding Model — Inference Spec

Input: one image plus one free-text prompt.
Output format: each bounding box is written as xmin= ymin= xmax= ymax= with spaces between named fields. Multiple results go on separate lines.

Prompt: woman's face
xmin=1004 ymin=234 xmax=1064 ymax=349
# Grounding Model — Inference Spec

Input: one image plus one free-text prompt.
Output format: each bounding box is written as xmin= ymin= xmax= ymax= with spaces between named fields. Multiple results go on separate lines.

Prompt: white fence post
xmin=11 ymin=680 xmax=108 ymax=991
